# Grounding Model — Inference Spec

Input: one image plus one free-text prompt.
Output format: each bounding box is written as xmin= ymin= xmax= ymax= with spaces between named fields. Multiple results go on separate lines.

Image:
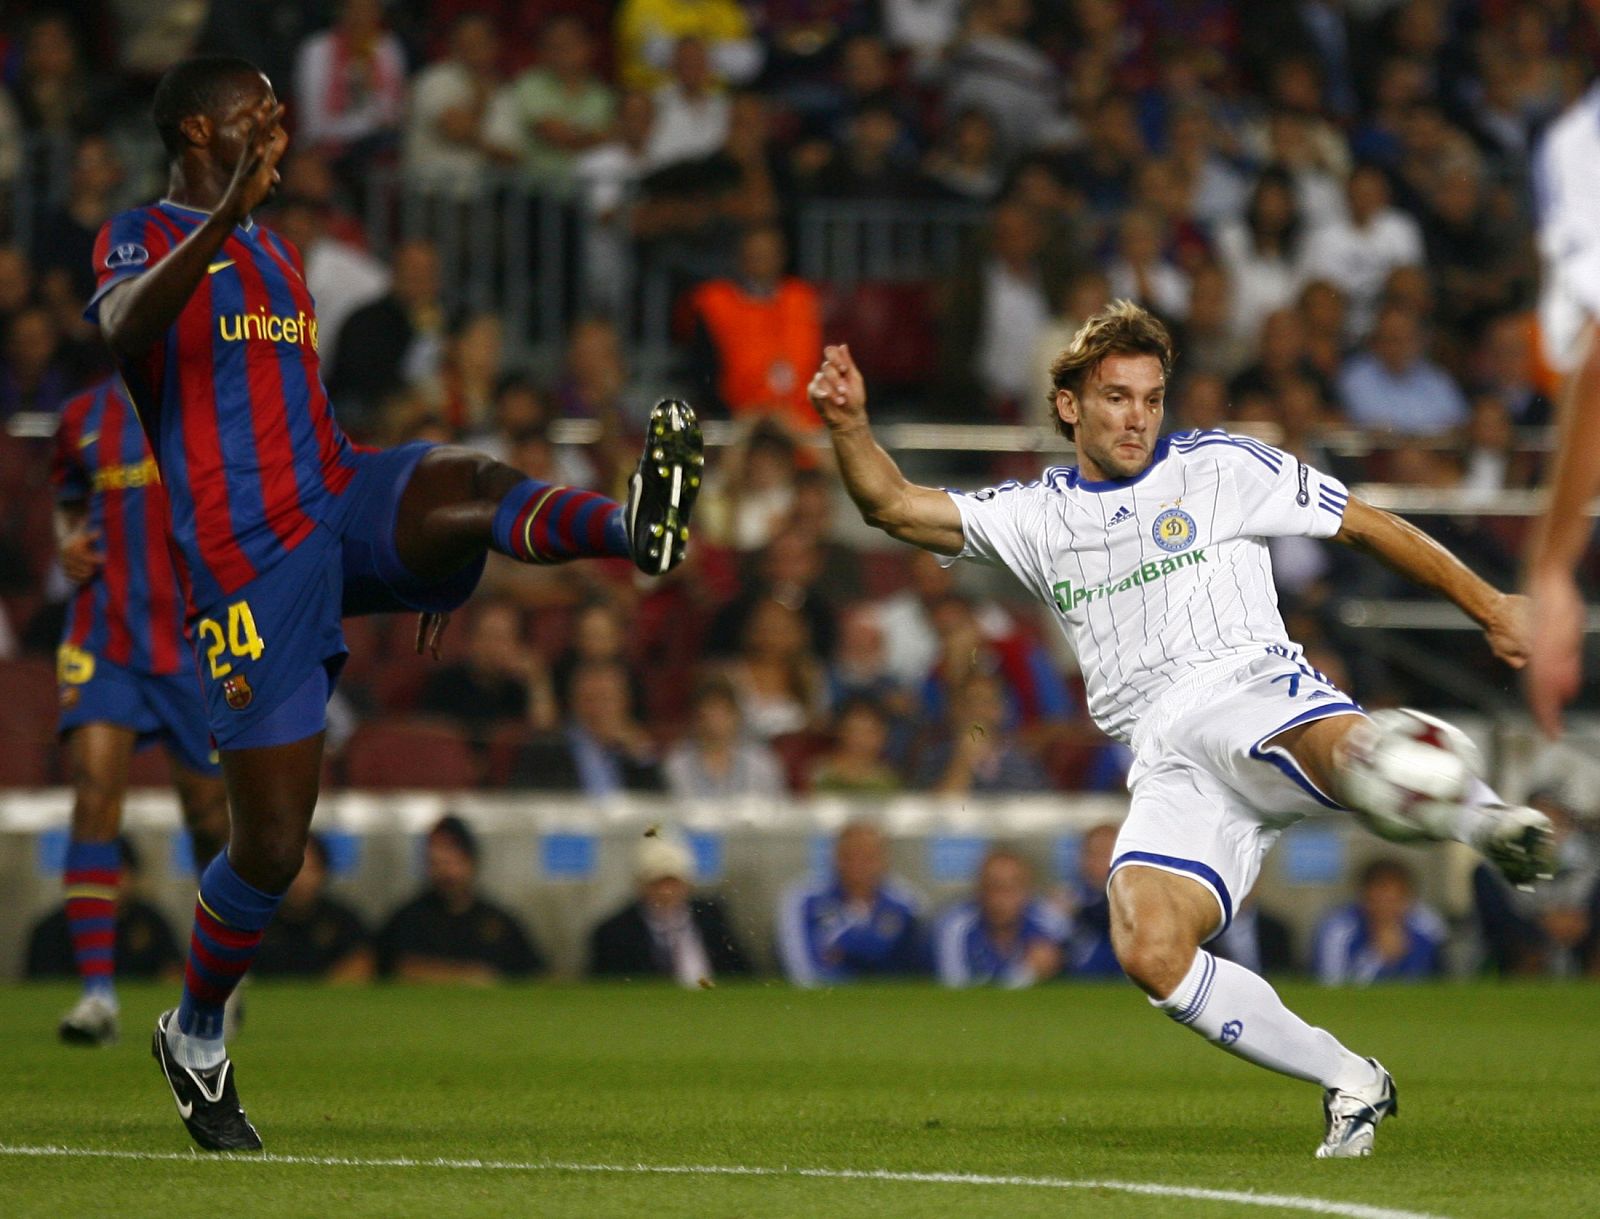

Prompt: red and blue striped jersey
xmin=85 ymin=200 xmax=357 ymax=609
xmin=53 ymin=380 xmax=188 ymax=675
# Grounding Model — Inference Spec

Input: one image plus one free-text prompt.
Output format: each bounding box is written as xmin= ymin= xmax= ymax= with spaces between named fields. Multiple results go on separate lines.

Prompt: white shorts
xmin=1111 ymin=649 xmax=1366 ymax=940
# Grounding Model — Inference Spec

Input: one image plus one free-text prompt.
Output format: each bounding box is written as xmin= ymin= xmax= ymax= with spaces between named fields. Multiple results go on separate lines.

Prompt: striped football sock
xmin=1154 ymin=948 xmax=1377 ymax=1093
xmin=171 ymin=854 xmax=281 ymax=1066
xmin=63 ymin=838 xmax=121 ymax=1003
xmin=490 ymin=478 xmax=628 ymax=564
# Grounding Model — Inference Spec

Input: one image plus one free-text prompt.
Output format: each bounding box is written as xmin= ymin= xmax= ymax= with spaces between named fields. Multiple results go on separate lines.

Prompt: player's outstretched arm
xmin=808 ymin=344 xmax=965 ymax=555
xmin=1333 ymin=496 xmax=1529 ymax=668
xmin=97 ymin=100 xmax=288 ymax=358
xmin=1523 ymin=322 xmax=1600 ymax=736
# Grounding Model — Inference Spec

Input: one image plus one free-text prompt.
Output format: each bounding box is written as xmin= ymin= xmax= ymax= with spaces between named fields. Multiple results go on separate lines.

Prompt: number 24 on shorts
xmin=196 ymin=601 xmax=265 ymax=678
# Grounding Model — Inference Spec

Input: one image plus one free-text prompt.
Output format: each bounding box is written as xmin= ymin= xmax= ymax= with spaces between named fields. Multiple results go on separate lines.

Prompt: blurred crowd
xmin=28 ymin=804 xmax=1600 ymax=987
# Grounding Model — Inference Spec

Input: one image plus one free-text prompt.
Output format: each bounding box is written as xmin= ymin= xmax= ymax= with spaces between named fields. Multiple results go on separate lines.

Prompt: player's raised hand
xmin=808 ymin=344 xmax=868 ymax=431
xmin=1482 ymin=591 xmax=1532 ymax=670
xmin=220 ymin=99 xmax=288 ymax=225
xmin=1523 ymin=570 xmax=1583 ymax=739
xmin=60 ymin=527 xmax=104 ymax=583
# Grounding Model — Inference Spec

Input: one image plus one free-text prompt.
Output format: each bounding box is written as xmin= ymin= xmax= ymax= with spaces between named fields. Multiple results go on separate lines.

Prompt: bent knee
xmin=229 ymin=836 xmax=306 ymax=895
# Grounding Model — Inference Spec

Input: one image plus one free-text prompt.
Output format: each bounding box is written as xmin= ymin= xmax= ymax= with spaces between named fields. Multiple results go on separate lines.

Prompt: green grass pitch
xmin=2 ymin=980 xmax=1597 ymax=1218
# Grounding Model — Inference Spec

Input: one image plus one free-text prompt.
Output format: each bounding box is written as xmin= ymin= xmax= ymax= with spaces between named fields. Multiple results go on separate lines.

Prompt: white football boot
xmin=58 ymin=991 xmax=120 ymax=1047
xmin=1316 ymin=1058 xmax=1398 ymax=1159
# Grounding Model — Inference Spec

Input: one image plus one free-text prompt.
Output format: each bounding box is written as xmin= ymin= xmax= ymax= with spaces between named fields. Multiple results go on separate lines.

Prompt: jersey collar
xmin=1067 ymin=434 xmax=1174 ymax=492
xmin=157 ymin=198 xmax=255 ymax=232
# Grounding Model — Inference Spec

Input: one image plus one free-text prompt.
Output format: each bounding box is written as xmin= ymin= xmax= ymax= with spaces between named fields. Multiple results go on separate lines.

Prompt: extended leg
xmin=391 ymin=400 xmax=702 ymax=584
xmin=1278 ymin=714 xmax=1554 ymax=884
xmin=57 ymin=724 xmax=136 ymax=1045
xmin=1110 ymin=865 xmax=1395 ymax=1157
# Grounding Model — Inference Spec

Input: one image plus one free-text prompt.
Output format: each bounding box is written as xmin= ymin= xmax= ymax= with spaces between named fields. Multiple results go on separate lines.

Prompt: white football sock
xmin=1435 ymin=778 xmax=1505 ymax=850
xmin=1155 ymin=949 xmax=1377 ymax=1093
xmin=166 ymin=1022 xmax=226 ymax=1071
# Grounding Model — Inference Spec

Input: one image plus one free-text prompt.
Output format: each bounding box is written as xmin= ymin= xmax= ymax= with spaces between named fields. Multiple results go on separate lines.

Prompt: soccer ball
xmin=1335 ymin=709 xmax=1483 ymax=843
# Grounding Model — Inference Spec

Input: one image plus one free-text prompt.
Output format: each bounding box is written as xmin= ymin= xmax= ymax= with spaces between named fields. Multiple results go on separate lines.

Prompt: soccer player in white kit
xmin=1525 ymin=80 xmax=1600 ymax=738
xmin=810 ymin=301 xmax=1553 ymax=1158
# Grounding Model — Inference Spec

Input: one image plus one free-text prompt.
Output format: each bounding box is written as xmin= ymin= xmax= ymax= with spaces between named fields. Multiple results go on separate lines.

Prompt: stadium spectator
xmin=1420 ymin=163 xmax=1529 ymax=337
xmin=328 ymin=239 xmax=447 ymax=429
xmin=874 ymin=548 xmax=957 ymax=688
xmin=697 ymin=423 xmax=799 ymax=553
xmin=789 ymin=469 xmax=864 ymax=602
xmin=293 ymin=0 xmax=407 ymax=179
xmin=809 ymin=696 xmax=902 ymax=795
xmin=647 ymin=39 xmax=729 ymax=168
xmin=916 ymin=594 xmax=1072 ymax=734
xmin=588 ymin=831 xmax=751 ymax=983
xmin=710 ymin=529 xmax=839 ymax=661
xmin=0 ymin=307 xmax=72 ymax=419
xmin=1230 ymin=307 xmax=1327 ymax=410
xmin=252 ymin=835 xmax=374 ymax=982
xmin=824 ymin=605 xmax=909 ymax=717
xmin=549 ymin=601 xmax=648 ymax=719
xmin=1215 ymin=167 xmax=1308 ymax=346
xmin=512 ymin=660 xmax=663 ymax=794
xmin=403 ymin=12 xmax=502 ymax=189
xmin=26 ymin=839 xmax=181 ymax=981
xmin=1473 ymin=787 xmax=1600 ymax=978
xmin=15 ymin=14 xmax=95 ymax=136
xmin=615 ymin=0 xmax=764 ymax=91
xmin=419 ymin=598 xmax=557 ymax=740
xmin=1302 ymin=164 xmax=1425 ymax=339
xmin=943 ymin=0 xmax=1064 ymax=160
xmin=416 ymin=311 xmax=505 ymax=437
xmin=881 ymin=0 xmax=963 ymax=76
xmin=1176 ymin=263 xmax=1252 ymax=381
xmin=1258 ymin=108 xmax=1348 ymax=235
xmin=687 ymin=224 xmax=823 ymax=433
xmin=1313 ymin=858 xmax=1446 ymax=986
xmin=716 ymin=597 xmax=827 ymax=742
xmin=1337 ymin=304 xmax=1469 ymax=435
xmin=935 ymin=847 xmax=1067 ymax=987
xmin=663 ymin=675 xmax=785 ymax=800
xmin=1470 ymin=312 xmax=1552 ymax=427
xmin=1059 ymin=822 xmax=1121 ymax=978
xmin=776 ymin=820 xmax=924 ymax=985
xmin=941 ymin=201 xmax=1069 ymax=418
xmin=32 ymin=134 xmax=123 ymax=303
xmin=1165 ymin=102 xmax=1249 ymax=231
xmin=575 ymin=91 xmax=658 ymax=313
xmin=1032 ymin=269 xmax=1114 ymax=410
xmin=1296 ymin=278 xmax=1349 ymax=384
xmin=486 ymin=15 xmax=615 ymax=197
xmin=1053 ymin=92 xmax=1146 ymax=219
xmin=924 ymin=108 xmax=1004 ymax=204
xmin=377 ymin=815 xmax=545 ymax=983
xmin=802 ymin=98 xmax=926 ymax=202
xmin=912 ymin=670 xmax=1050 ymax=794
xmin=268 ymin=193 xmax=389 ymax=377
xmin=1105 ymin=208 xmax=1190 ymax=325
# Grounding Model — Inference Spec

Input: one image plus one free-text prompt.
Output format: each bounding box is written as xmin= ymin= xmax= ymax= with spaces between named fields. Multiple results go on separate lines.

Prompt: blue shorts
xmin=57 ymin=647 xmax=220 ymax=775
xmin=190 ymin=442 xmax=486 ymax=751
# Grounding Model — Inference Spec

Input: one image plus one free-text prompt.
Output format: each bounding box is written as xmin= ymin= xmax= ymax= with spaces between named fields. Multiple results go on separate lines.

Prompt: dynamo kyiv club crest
xmin=1152 ymin=507 xmax=1197 ymax=553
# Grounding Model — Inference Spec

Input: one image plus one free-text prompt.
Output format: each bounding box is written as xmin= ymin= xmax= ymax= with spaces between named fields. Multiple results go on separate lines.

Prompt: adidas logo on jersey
xmin=1108 ymin=505 xmax=1133 ymax=526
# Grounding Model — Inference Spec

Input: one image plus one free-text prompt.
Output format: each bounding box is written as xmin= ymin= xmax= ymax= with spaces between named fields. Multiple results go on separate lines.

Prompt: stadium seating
xmin=342 ymin=718 xmax=482 ymax=790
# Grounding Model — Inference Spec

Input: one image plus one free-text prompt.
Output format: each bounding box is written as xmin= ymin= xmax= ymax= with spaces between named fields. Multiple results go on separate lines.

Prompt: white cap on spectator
xmin=636 ymin=833 xmax=694 ymax=884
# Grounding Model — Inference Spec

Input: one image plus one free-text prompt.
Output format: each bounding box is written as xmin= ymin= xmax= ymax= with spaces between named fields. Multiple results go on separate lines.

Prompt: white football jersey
xmin=948 ymin=430 xmax=1349 ymax=746
xmin=1534 ymin=83 xmax=1600 ymax=373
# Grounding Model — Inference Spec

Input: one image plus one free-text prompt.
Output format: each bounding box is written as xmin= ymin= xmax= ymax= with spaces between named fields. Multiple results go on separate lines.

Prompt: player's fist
xmin=59 ymin=527 xmax=104 ymax=584
xmin=808 ymin=344 xmax=868 ymax=431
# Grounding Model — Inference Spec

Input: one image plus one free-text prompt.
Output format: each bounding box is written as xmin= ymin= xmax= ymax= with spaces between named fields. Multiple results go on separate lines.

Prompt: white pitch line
xmin=0 ymin=1143 xmax=1450 ymax=1219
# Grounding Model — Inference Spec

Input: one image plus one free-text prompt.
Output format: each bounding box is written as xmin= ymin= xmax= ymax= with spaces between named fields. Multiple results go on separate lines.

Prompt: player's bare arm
xmin=97 ymin=92 xmax=287 ymax=358
xmin=1332 ymin=496 xmax=1529 ymax=668
xmin=54 ymin=502 xmax=104 ymax=584
xmin=809 ymin=344 xmax=965 ymax=555
xmin=1523 ymin=319 xmax=1600 ymax=735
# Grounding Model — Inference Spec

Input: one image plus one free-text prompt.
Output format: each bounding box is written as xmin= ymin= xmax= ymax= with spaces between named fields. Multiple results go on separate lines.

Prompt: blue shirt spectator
xmin=1061 ymin=823 xmax=1123 ymax=978
xmin=935 ymin=849 xmax=1066 ymax=987
xmin=1313 ymin=858 xmax=1446 ymax=985
xmin=1336 ymin=305 xmax=1469 ymax=435
xmin=777 ymin=822 xmax=923 ymax=985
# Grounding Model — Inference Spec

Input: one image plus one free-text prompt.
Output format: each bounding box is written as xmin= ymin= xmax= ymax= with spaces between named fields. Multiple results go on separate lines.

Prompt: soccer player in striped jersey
xmin=88 ymin=57 xmax=701 ymax=1151
xmin=1524 ymin=79 xmax=1600 ymax=738
xmin=52 ymin=377 xmax=229 ymax=1048
xmin=810 ymin=301 xmax=1553 ymax=1158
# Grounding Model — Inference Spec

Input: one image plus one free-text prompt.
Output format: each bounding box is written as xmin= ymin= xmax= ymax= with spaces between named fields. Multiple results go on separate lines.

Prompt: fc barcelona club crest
xmin=1152 ymin=507 xmax=1197 ymax=553
xmin=223 ymin=673 xmax=254 ymax=710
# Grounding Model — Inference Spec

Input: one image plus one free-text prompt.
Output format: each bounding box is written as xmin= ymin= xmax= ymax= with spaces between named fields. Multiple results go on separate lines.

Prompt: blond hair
xmin=1046 ymin=300 xmax=1174 ymax=440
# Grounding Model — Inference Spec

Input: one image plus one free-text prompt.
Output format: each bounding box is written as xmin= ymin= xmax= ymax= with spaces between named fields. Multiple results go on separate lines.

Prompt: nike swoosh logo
xmin=78 ymin=431 xmax=98 ymax=448
xmin=207 ymin=259 xmax=235 ymax=275
xmin=177 ymin=1097 xmax=194 ymax=1119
